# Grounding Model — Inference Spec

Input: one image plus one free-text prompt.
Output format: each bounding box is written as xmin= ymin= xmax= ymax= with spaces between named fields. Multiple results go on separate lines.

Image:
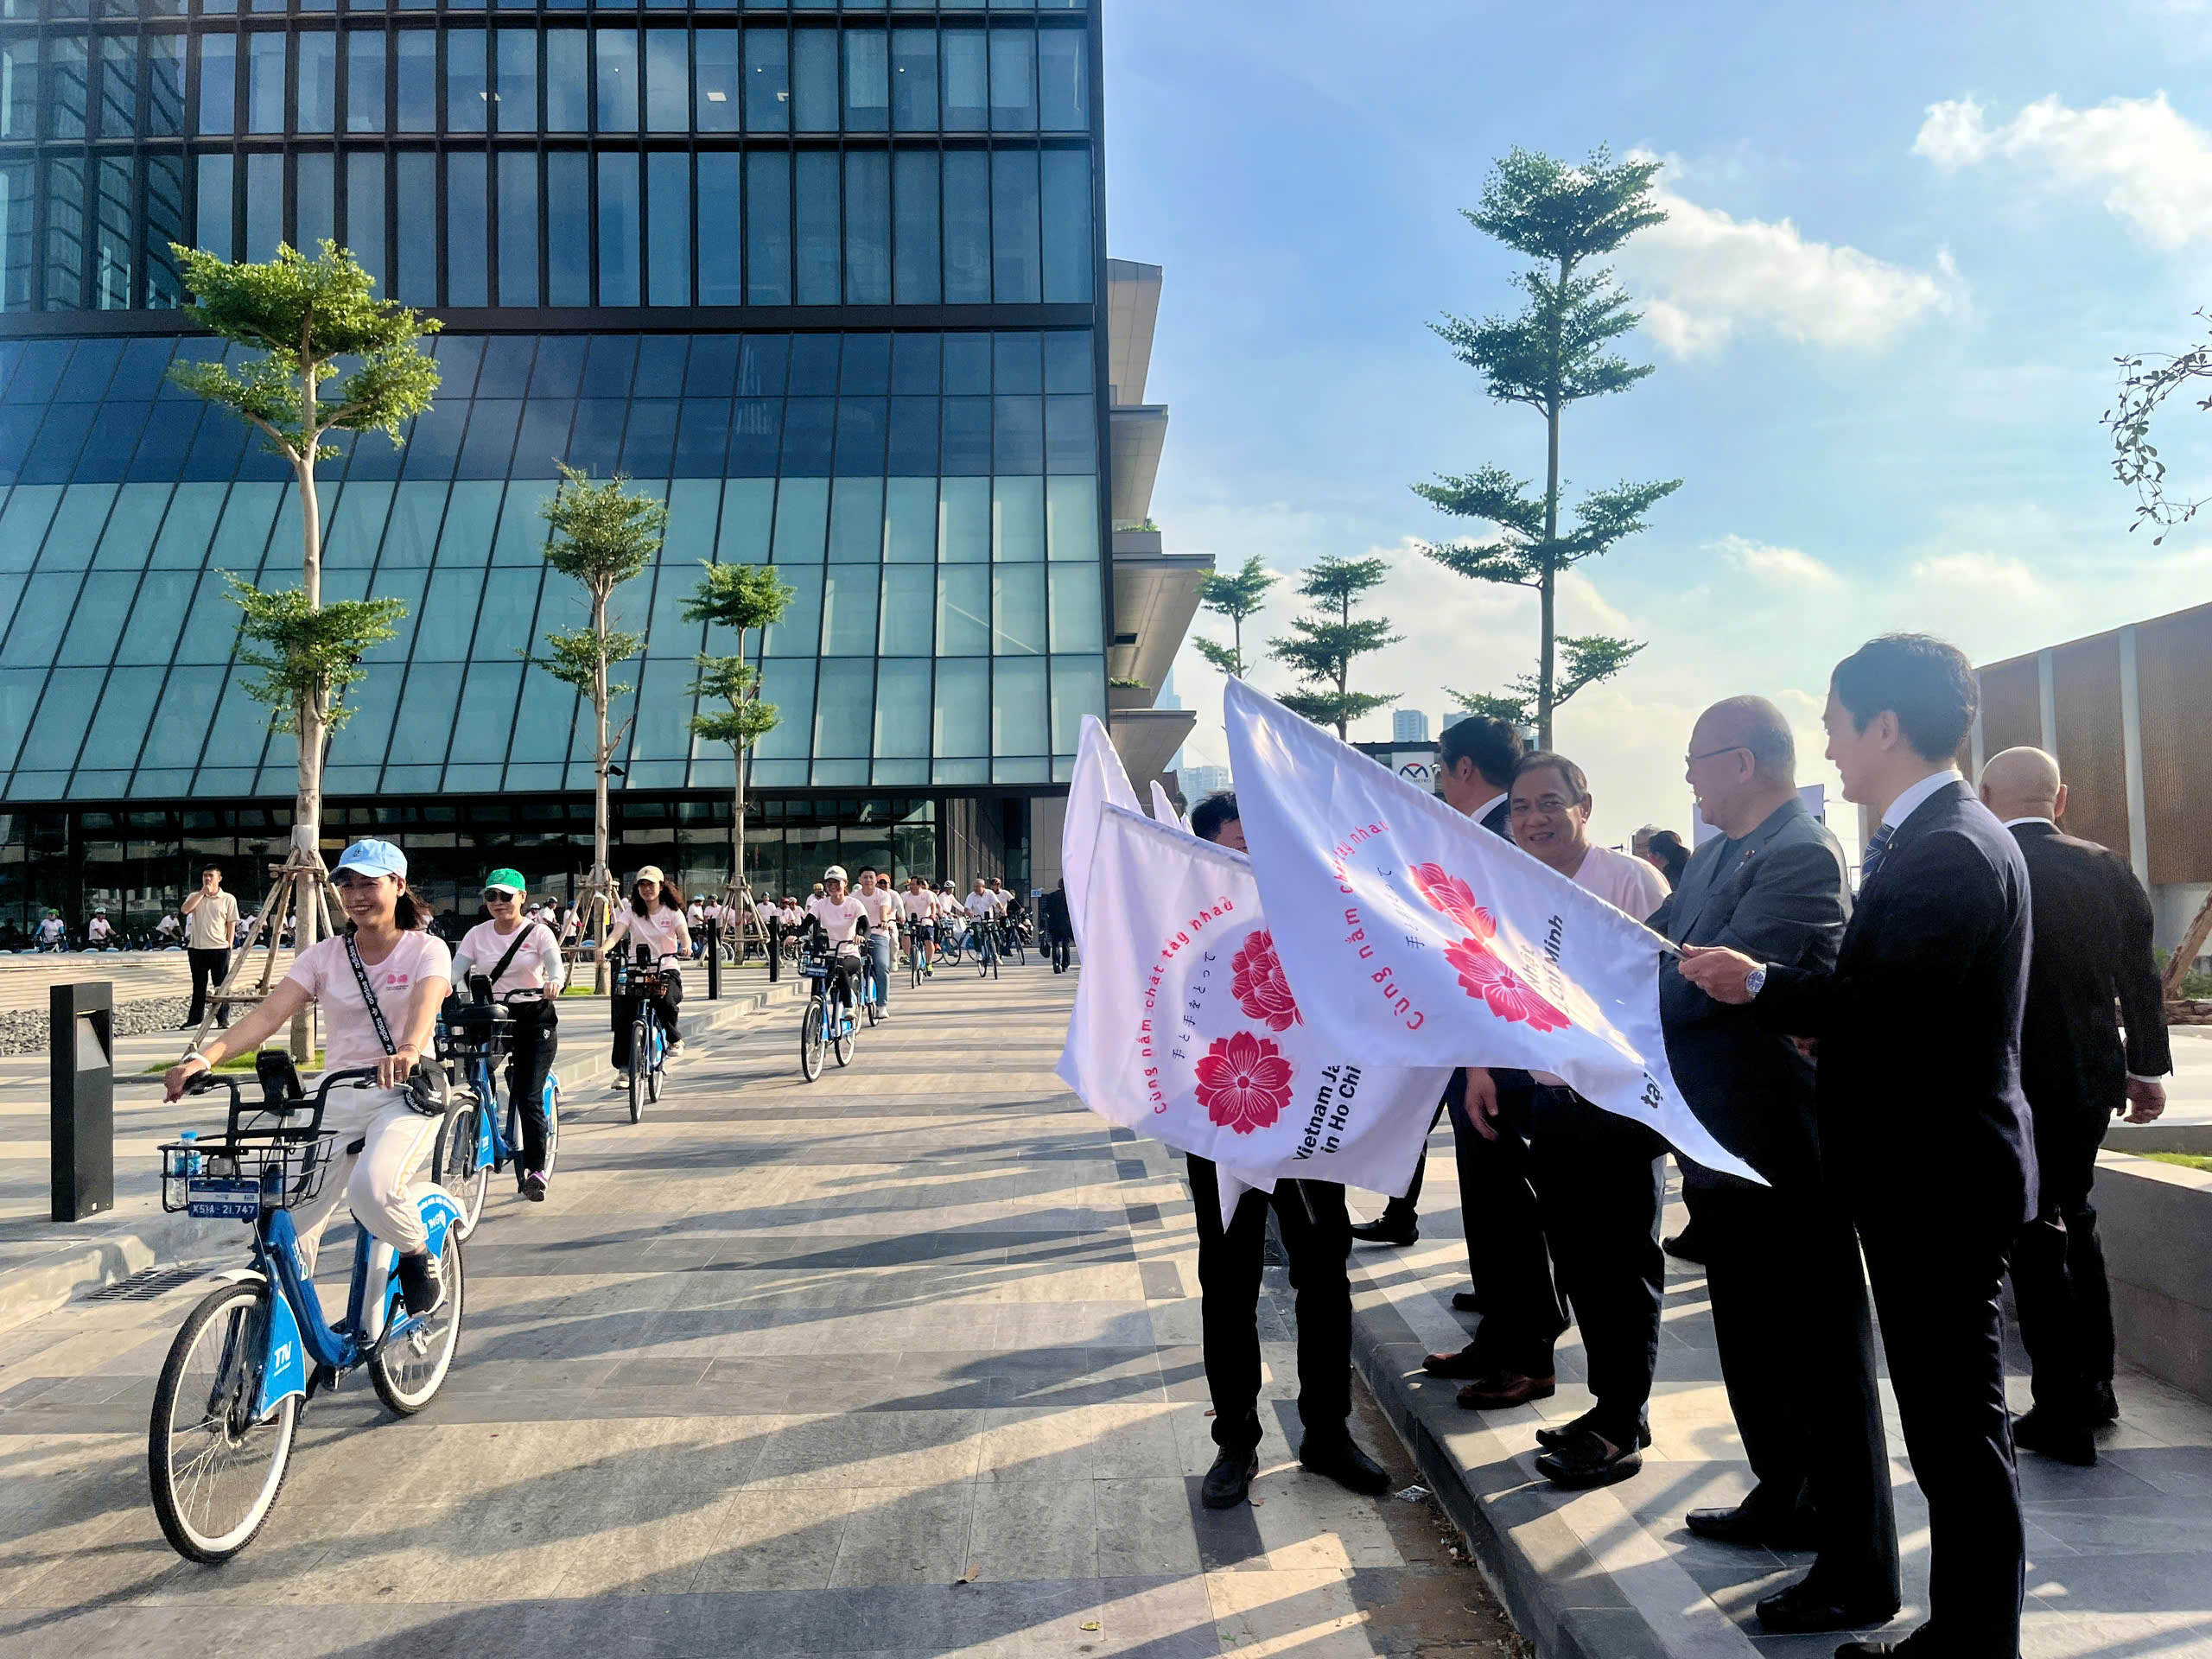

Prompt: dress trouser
xmin=1458 ymin=1076 xmax=1570 ymax=1376
xmin=291 ymin=1086 xmax=442 ymax=1274
xmin=1858 ymin=1207 xmax=2024 ymax=1659
xmin=1186 ymin=1154 xmax=1353 ymax=1454
xmin=501 ymin=1001 xmax=558 ymax=1172
xmin=187 ymin=946 xmax=232 ymax=1027
xmin=1688 ymin=1179 xmax=1900 ymax=1601
xmin=1525 ymin=1087 xmax=1664 ymax=1438
xmin=2009 ymin=1106 xmax=2117 ymax=1416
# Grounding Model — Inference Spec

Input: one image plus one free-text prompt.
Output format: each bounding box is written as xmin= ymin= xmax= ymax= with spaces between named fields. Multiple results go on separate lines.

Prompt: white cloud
xmin=1624 ymin=178 xmax=1961 ymax=358
xmin=1712 ymin=534 xmax=1845 ymax=591
xmin=1913 ymin=92 xmax=2212 ymax=248
xmin=1908 ymin=549 xmax=2052 ymax=606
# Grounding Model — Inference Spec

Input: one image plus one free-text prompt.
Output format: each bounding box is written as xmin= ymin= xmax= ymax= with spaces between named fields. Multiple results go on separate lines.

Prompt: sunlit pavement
xmin=0 ymin=958 xmax=1510 ymax=1658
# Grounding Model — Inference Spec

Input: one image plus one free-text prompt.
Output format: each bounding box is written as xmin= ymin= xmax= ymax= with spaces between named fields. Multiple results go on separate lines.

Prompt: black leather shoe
xmin=2013 ymin=1405 xmax=2096 ymax=1466
xmin=1299 ymin=1434 xmax=1391 ymax=1495
xmin=1451 ymin=1290 xmax=1483 ymax=1313
xmin=1423 ymin=1344 xmax=1491 ymax=1379
xmin=1535 ymin=1426 xmax=1642 ymax=1490
xmin=1685 ymin=1499 xmax=1818 ymax=1549
xmin=2085 ymin=1379 xmax=2120 ymax=1425
xmin=1755 ymin=1579 xmax=1901 ymax=1634
xmin=1202 ymin=1448 xmax=1259 ymax=1509
xmin=1537 ymin=1406 xmax=1650 ymax=1452
xmin=1835 ymin=1623 xmax=1936 ymax=1657
xmin=1349 ymin=1217 xmax=1417 ymax=1246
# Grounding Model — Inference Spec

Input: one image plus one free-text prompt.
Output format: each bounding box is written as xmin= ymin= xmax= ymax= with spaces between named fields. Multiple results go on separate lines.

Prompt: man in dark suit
xmin=1683 ymin=634 xmax=2034 ymax=1659
xmin=1656 ymin=696 xmax=1899 ymax=1634
xmin=1980 ymin=747 xmax=2171 ymax=1466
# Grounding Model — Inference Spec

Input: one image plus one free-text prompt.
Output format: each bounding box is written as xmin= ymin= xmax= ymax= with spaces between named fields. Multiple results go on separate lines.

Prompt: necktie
xmin=1859 ymin=823 xmax=1895 ymax=887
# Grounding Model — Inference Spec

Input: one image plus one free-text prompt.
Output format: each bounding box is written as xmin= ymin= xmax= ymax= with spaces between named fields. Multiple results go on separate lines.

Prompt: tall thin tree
xmin=1413 ymin=147 xmax=1680 ymax=747
xmin=1268 ymin=556 xmax=1402 ymax=740
xmin=1192 ymin=555 xmax=1277 ymax=681
xmin=683 ymin=563 xmax=796 ymax=908
xmin=531 ymin=464 xmax=664 ymax=982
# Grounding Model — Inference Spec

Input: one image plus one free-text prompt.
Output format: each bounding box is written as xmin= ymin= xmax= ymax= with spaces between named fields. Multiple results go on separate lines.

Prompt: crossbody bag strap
xmin=485 ymin=924 xmax=534 ymax=990
xmin=345 ymin=933 xmax=398 ymax=1057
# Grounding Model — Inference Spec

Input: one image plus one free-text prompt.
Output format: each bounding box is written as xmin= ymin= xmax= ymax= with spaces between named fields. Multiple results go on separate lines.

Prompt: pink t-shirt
xmin=1568 ymin=842 xmax=1670 ymax=923
xmin=284 ymin=931 xmax=453 ymax=1072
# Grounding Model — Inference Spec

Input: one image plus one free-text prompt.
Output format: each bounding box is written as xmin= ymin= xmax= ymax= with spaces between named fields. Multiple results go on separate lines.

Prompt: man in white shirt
xmin=901 ymin=875 xmax=939 ymax=975
xmin=965 ymin=878 xmax=1002 ymax=965
xmin=181 ymin=863 xmax=241 ymax=1029
xmin=855 ymin=867 xmax=901 ymax=1014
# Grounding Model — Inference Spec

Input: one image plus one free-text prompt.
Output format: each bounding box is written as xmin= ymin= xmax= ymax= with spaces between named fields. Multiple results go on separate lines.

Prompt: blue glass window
xmin=345 ymin=28 xmax=384 ymax=131
xmin=447 ymin=29 xmax=486 ymax=132
xmin=1039 ymin=24 xmax=1086 ymax=130
xmin=697 ymin=154 xmax=742 ymax=304
xmin=944 ymin=150 xmax=988 ymax=304
xmin=620 ymin=400 xmax=676 ymax=474
xmin=1041 ymin=148 xmax=1093 ymax=302
xmin=148 ymin=35 xmax=186 ymax=138
xmin=993 ymin=657 xmax=1047 ymax=754
xmin=845 ymin=150 xmax=891 ymax=305
xmin=989 ymin=29 xmax=1035 ymax=130
xmin=448 ymin=661 xmax=523 ymax=762
xmin=494 ymin=28 xmax=535 ymax=130
xmin=99 ymin=35 xmax=137 ymax=139
xmin=891 ymin=150 xmax=940 ymax=304
xmin=814 ymin=658 xmax=873 ymax=754
xmin=874 ymin=658 xmax=929 ymax=759
xmin=792 ymin=28 xmax=836 ymax=130
xmin=545 ymin=30 xmax=586 ymax=130
xmin=49 ymin=37 xmax=87 ymax=142
xmin=890 ymin=26 xmax=935 ymax=129
xmin=497 ymin=151 xmax=537 ymax=307
xmin=794 ymin=150 xmax=839 ymax=305
xmin=878 ymin=564 xmax=932 ymax=649
xmin=546 ymin=152 xmax=589 ymax=305
xmin=645 ymin=29 xmax=687 ymax=131
xmin=198 ymin=32 xmax=235 ymax=134
xmin=844 ymin=29 xmax=887 ymax=130
xmin=744 ymin=26 xmax=788 ymax=132
xmin=395 ymin=30 xmax=434 ymax=130
xmin=696 ymin=29 xmax=738 ymax=132
xmin=741 ymin=334 xmax=789 ymax=394
xmin=597 ymin=152 xmax=639 ymax=305
xmin=595 ymin=28 xmax=637 ymax=131
xmin=2 ymin=39 xmax=38 ymax=141
xmin=932 ymin=656 xmax=986 ymax=756
xmin=779 ymin=398 xmax=833 ymax=474
xmin=44 ymin=157 xmax=86 ymax=310
xmin=456 ymin=401 xmax=520 ymax=480
xmin=745 ymin=151 xmax=790 ymax=304
xmin=991 ymin=149 xmax=1039 ymax=302
xmin=344 ymin=152 xmax=384 ymax=289
xmin=942 ymin=29 xmax=985 ymax=130
xmin=296 ymin=152 xmax=334 ymax=261
xmin=827 ymin=475 xmax=882 ymax=559
xmin=296 ymin=30 xmax=335 ymax=131
xmin=647 ymin=152 xmax=690 ymax=306
xmin=16 ymin=667 xmax=101 ymax=770
xmin=389 ymin=663 xmax=461 ymax=765
xmin=243 ymin=152 xmax=281 ymax=261
xmin=728 ymin=399 xmax=781 ymax=475
xmin=940 ymin=397 xmax=989 ymax=476
xmin=393 ymin=153 xmax=435 ymax=303
xmin=673 ymin=399 xmax=730 ymax=477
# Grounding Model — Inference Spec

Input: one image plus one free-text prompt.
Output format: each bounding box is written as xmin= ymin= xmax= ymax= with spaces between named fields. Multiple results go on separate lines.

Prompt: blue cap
xmin=334 ymin=839 xmax=408 ymax=880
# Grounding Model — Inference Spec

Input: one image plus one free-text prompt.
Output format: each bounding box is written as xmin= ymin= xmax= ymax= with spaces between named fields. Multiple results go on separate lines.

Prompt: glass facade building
xmin=0 ymin=0 xmax=1107 ymax=927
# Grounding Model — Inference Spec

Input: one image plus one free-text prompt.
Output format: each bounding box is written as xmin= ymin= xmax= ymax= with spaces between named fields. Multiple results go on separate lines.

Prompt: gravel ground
xmin=0 ymin=995 xmax=193 ymax=1056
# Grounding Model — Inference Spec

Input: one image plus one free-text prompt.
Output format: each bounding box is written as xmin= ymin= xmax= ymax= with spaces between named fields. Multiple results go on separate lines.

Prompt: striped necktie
xmin=1859 ymin=823 xmax=1896 ymax=887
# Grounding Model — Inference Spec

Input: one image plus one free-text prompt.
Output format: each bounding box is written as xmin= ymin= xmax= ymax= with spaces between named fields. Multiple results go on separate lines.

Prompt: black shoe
xmin=2084 ymin=1380 xmax=2120 ymax=1425
xmin=1451 ymin=1290 xmax=1483 ymax=1313
xmin=1685 ymin=1497 xmax=1818 ymax=1549
xmin=2013 ymin=1405 xmax=2095 ymax=1466
xmin=1535 ymin=1425 xmax=1643 ymax=1490
xmin=522 ymin=1169 xmax=549 ymax=1203
xmin=397 ymin=1249 xmax=445 ymax=1317
xmin=1661 ymin=1224 xmax=1707 ymax=1264
xmin=1202 ymin=1448 xmax=1259 ymax=1509
xmin=1755 ymin=1579 xmax=1901 ymax=1635
xmin=1348 ymin=1217 xmax=1417 ymax=1246
xmin=1836 ymin=1623 xmax=1936 ymax=1657
xmin=1536 ymin=1406 xmax=1650 ymax=1452
xmin=1299 ymin=1433 xmax=1390 ymax=1496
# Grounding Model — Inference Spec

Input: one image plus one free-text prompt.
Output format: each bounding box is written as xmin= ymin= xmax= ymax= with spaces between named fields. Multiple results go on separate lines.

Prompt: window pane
xmin=244 ymin=151 xmax=281 ymax=259
xmin=874 ymin=658 xmax=928 ymax=759
xmin=992 ymin=475 xmax=1042 ymax=560
xmin=545 ymin=30 xmax=585 ymax=130
xmin=494 ymin=150 xmax=537 ymax=305
xmin=888 ymin=149 xmax=939 ymax=304
xmin=844 ymin=149 xmax=890 ymax=305
xmin=988 ymin=29 xmax=1034 ymax=130
xmin=696 ymin=29 xmax=737 ymax=131
xmin=991 ymin=149 xmax=1039 ymax=302
xmin=821 ymin=564 xmax=878 ymax=654
xmin=646 ymin=150 xmax=689 ymax=305
xmin=146 ymin=35 xmax=186 ymax=137
xmin=936 ymin=563 xmax=988 ymax=654
xmin=744 ymin=150 xmax=788 ymax=303
xmin=1040 ymin=146 xmax=1091 ymax=302
xmin=697 ymin=152 xmax=741 ymax=303
xmin=345 ymin=29 xmax=384 ymax=131
xmin=770 ymin=474 xmax=828 ymax=563
xmin=2 ymin=39 xmax=39 ymax=141
xmin=993 ymin=656 xmax=1046 ymax=752
xmin=827 ymin=474 xmax=882 ymax=562
xmin=144 ymin=155 xmax=186 ymax=308
xmin=938 ymin=474 xmax=987 ymax=561
xmin=440 ymin=151 xmax=485 ymax=305
xmin=198 ymin=32 xmax=235 ymax=134
xmin=49 ymin=36 xmax=87 ymax=141
xmin=942 ymin=29 xmax=984 ymax=130
xmin=494 ymin=27 xmax=534 ymax=130
xmin=765 ymin=562 xmax=821 ymax=653
xmin=246 ymin=31 xmax=284 ymax=133
xmin=932 ymin=656 xmax=986 ymax=756
xmin=1047 ymin=560 xmax=1098 ymax=652
xmin=743 ymin=26 xmax=787 ymax=133
xmin=446 ymin=28 xmax=486 ymax=130
xmin=794 ymin=149 xmax=838 ymax=305
xmin=597 ymin=151 xmax=639 ymax=304
xmin=753 ymin=659 xmax=812 ymax=759
xmin=993 ymin=562 xmax=1045 ymax=656
xmin=844 ymin=29 xmax=887 ymax=130
xmin=1045 ymin=472 xmax=1096 ymax=560
xmin=194 ymin=153 xmax=232 ymax=261
xmin=944 ymin=149 xmax=988 ymax=303
xmin=595 ymin=28 xmax=637 ymax=131
xmin=296 ymin=150 xmax=334 ymax=258
xmin=98 ymin=35 xmax=136 ymax=138
xmin=791 ymin=28 xmax=835 ymax=131
xmin=883 ymin=476 xmax=935 ymax=563
xmin=814 ymin=658 xmax=872 ymax=754
xmin=645 ymin=28 xmax=686 ymax=131
xmin=546 ymin=151 xmax=588 ymax=303
xmin=878 ymin=563 xmax=931 ymax=651
xmin=890 ymin=26 xmax=934 ymax=130
xmin=1039 ymin=25 xmax=1085 ymax=130
xmin=92 ymin=156 xmax=130 ymax=310
xmin=344 ymin=151 xmax=384 ymax=289
xmin=395 ymin=31 xmax=435 ymax=130
xmin=297 ymin=30 xmax=334 ymax=130
xmin=394 ymin=151 xmax=434 ymax=302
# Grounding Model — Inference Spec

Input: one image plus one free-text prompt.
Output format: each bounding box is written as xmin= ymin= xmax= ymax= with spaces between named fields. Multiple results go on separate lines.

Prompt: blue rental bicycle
xmin=798 ymin=940 xmax=866 ymax=1081
xmin=432 ymin=979 xmax=563 ymax=1239
xmin=613 ymin=944 xmax=671 ymax=1122
xmin=149 ymin=1055 xmax=466 ymax=1563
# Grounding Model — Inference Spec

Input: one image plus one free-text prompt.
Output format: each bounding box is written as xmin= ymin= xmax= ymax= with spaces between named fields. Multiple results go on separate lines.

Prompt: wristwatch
xmin=1745 ymin=963 xmax=1767 ymax=998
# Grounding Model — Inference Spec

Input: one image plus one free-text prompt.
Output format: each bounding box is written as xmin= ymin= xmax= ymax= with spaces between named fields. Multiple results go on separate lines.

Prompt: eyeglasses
xmin=1684 ymin=744 xmax=1749 ymax=767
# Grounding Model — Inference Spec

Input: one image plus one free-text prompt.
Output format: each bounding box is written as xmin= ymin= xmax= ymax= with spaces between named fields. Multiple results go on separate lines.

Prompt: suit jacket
xmin=1480 ymin=796 xmax=1512 ymax=840
xmin=2011 ymin=822 xmax=2170 ymax=1136
xmin=1756 ymin=780 xmax=2037 ymax=1229
xmin=1649 ymin=798 xmax=1850 ymax=1190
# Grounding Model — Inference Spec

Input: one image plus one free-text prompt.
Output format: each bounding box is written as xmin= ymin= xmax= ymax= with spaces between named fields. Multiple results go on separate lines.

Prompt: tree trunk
xmin=289 ymin=357 xmax=325 ymax=1062
xmin=1536 ymin=256 xmax=1567 ymax=752
xmin=731 ymin=639 xmax=749 ymax=896
xmin=1334 ymin=591 xmax=1351 ymax=740
xmin=591 ymin=587 xmax=613 ymax=992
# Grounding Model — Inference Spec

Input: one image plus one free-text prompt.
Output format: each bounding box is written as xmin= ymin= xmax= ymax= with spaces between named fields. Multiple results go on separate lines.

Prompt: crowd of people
xmin=1179 ymin=632 xmax=2171 ymax=1659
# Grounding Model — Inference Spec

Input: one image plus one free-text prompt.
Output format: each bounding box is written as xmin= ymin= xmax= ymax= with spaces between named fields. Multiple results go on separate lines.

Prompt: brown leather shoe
xmin=1422 ymin=1345 xmax=1491 ymax=1379
xmin=1455 ymin=1371 xmax=1557 ymax=1410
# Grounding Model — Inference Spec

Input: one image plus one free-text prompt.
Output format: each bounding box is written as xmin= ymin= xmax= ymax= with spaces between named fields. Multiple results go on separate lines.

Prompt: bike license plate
xmin=186 ymin=1177 xmax=262 ymax=1219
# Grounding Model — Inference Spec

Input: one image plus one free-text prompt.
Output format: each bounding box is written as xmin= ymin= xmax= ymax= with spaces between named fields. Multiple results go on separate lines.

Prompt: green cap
xmin=483 ymin=868 xmax=526 ymax=895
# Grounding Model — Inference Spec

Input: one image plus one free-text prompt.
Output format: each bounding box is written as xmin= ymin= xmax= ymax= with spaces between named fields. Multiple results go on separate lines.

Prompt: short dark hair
xmin=1440 ymin=715 xmax=1523 ymax=791
xmin=1512 ymin=751 xmax=1591 ymax=804
xmin=1647 ymin=830 xmax=1689 ymax=884
xmin=857 ymin=865 xmax=877 ymax=877
xmin=1831 ymin=633 xmax=1976 ymax=762
xmin=199 ymin=862 xmax=222 ymax=877
xmin=1190 ymin=791 xmax=1240 ymax=846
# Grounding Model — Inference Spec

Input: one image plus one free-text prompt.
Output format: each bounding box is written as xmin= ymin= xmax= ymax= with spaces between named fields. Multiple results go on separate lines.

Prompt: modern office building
xmin=0 ymin=0 xmax=1192 ymax=929
xmin=1391 ymin=707 xmax=1427 ymax=745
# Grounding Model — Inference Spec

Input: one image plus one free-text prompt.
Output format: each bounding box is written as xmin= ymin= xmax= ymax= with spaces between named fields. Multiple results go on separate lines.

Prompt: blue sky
xmin=1103 ymin=0 xmax=2212 ymax=843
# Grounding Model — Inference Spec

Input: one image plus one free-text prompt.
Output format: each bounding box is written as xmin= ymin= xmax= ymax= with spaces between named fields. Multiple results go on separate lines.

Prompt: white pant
xmin=290 ymin=1084 xmax=442 ymax=1271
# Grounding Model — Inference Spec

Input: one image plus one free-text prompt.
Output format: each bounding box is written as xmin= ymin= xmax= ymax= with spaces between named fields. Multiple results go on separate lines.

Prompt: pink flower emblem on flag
xmin=1194 ymin=1031 xmax=1294 ymax=1135
xmin=1412 ymin=862 xmax=1497 ymax=942
xmin=1445 ymin=938 xmax=1573 ymax=1033
xmin=1230 ymin=929 xmax=1301 ymax=1031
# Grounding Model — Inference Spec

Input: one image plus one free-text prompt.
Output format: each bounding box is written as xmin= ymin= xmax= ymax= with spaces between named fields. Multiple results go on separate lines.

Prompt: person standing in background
xmin=181 ymin=863 xmax=240 ymax=1030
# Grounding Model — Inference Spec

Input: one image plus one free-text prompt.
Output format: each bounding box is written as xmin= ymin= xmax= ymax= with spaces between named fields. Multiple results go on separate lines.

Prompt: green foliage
xmin=1414 ymin=146 xmax=1678 ymax=745
xmin=689 ymin=656 xmax=781 ymax=749
xmin=1268 ymin=556 xmax=1401 ymax=739
xmin=2104 ymin=308 xmax=2212 ymax=543
xmin=1193 ymin=555 xmax=1278 ymax=682
xmin=1106 ymin=677 xmax=1150 ymax=690
xmin=168 ymin=241 xmax=441 ymax=464
xmin=681 ymin=561 xmax=796 ymax=639
xmin=1445 ymin=688 xmax=1533 ymax=725
xmin=225 ymin=577 xmax=405 ymax=733
xmin=539 ymin=463 xmax=666 ymax=597
xmin=534 ymin=626 xmax=642 ymax=703
xmin=1191 ymin=638 xmax=1247 ymax=679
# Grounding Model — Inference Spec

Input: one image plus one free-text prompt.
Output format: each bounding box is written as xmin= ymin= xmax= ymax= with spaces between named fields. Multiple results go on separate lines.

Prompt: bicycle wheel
xmin=647 ymin=1042 xmax=664 ymax=1104
xmin=541 ymin=1081 xmax=561 ymax=1179
xmin=800 ymin=993 xmax=826 ymax=1080
xmin=939 ymin=936 xmax=962 ymax=967
xmin=1009 ymin=934 xmax=1027 ymax=967
xmin=149 ymin=1280 xmax=298 ymax=1563
xmin=369 ymin=1230 xmax=464 ymax=1414
xmin=628 ymin=1020 xmax=647 ymax=1123
xmin=432 ymin=1098 xmax=489 ymax=1241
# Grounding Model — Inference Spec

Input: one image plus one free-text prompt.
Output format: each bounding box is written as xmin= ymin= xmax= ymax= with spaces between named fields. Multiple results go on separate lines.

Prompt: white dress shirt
xmin=1880 ymin=767 xmax=1964 ymax=833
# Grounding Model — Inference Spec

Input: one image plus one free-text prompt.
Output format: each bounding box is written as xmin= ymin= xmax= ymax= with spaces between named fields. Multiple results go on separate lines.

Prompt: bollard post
xmin=705 ymin=919 xmax=721 ymax=1000
xmin=51 ymin=980 xmax=116 ymax=1222
xmin=766 ymin=922 xmax=780 ymax=983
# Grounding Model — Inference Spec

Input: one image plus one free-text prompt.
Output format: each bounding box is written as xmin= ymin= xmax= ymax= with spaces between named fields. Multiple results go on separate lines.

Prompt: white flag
xmin=1149 ymin=779 xmax=1187 ymax=831
xmin=1223 ymin=678 xmax=1762 ymax=1184
xmin=1061 ymin=715 xmax=1140 ymax=946
xmin=1054 ymin=802 xmax=1454 ymax=1217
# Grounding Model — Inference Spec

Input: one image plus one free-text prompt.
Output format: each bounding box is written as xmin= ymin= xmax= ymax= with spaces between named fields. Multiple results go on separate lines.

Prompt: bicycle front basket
xmin=158 ymin=1128 xmax=344 ymax=1217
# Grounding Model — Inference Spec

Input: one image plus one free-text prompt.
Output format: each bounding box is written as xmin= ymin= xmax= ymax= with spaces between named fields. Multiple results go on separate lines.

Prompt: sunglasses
xmin=485 ymin=890 xmax=520 ymax=902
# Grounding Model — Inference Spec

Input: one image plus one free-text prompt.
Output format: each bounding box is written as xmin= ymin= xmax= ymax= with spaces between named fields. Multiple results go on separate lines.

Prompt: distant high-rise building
xmin=1393 ymin=709 xmax=1431 ymax=744
xmin=1180 ymin=764 xmax=1232 ymax=800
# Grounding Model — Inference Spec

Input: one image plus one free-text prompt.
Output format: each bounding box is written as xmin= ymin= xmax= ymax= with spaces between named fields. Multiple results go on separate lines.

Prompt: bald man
xmin=1980 ymin=747 xmax=2170 ymax=1467
xmin=1653 ymin=696 xmax=1899 ymax=1632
